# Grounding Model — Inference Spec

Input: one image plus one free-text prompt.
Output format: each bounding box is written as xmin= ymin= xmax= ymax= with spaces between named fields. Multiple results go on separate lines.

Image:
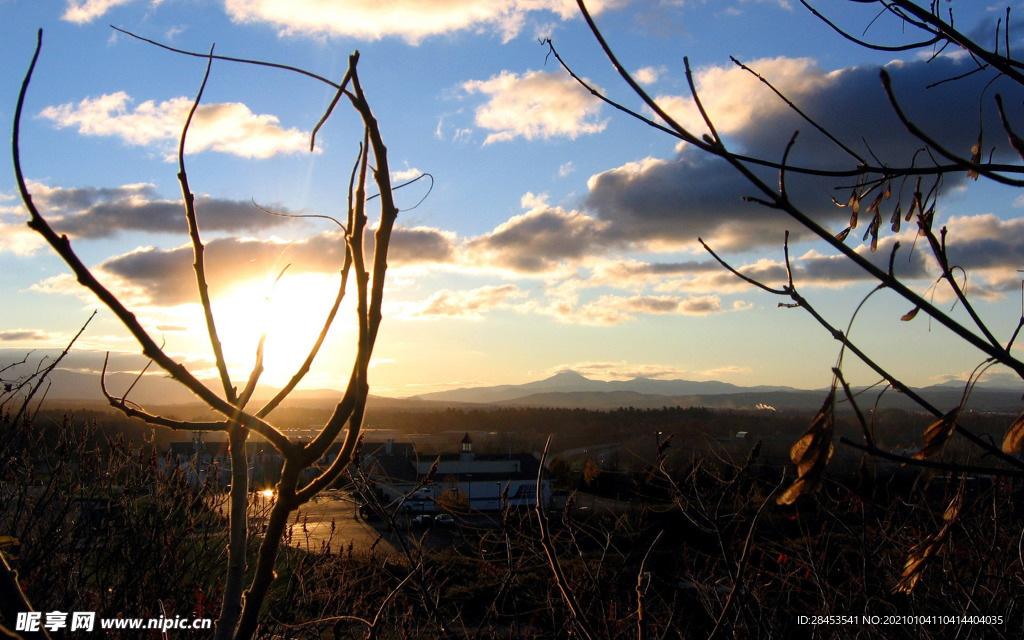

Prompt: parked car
xmin=434 ymin=513 xmax=456 ymax=527
xmin=358 ymin=505 xmax=380 ymax=520
xmin=412 ymin=514 xmax=433 ymax=527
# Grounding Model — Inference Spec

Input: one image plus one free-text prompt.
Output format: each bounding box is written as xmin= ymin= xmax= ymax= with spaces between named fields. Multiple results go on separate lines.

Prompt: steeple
xmin=460 ymin=432 xmax=474 ymax=461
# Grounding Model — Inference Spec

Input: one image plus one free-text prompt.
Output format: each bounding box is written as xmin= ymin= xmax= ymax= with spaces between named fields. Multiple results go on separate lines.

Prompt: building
xmin=359 ymin=433 xmax=551 ymax=512
xmin=166 ymin=438 xmax=283 ymax=488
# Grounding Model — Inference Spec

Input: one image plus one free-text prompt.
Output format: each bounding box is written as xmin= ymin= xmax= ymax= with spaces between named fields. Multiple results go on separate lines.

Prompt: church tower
xmin=460 ymin=432 xmax=475 ymax=462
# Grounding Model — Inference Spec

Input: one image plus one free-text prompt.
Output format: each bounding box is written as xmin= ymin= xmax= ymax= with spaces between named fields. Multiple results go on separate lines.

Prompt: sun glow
xmin=211 ymin=272 xmax=357 ymax=388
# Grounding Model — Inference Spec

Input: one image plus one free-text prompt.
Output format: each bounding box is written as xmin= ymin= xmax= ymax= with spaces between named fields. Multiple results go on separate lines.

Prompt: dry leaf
xmin=862 ymin=214 xmax=880 ymax=252
xmin=911 ymin=408 xmax=958 ymax=460
xmin=943 ymin=490 xmax=964 ymax=522
xmin=918 ymin=207 xmax=934 ymax=236
xmin=890 ymin=205 xmax=902 ymax=233
xmin=907 ymin=181 xmax=921 ymax=222
xmin=777 ymin=390 xmax=835 ymax=505
xmin=895 ymin=531 xmax=945 ymax=594
xmin=900 ymin=307 xmax=920 ymax=322
xmin=849 ymin=191 xmax=861 ymax=229
xmin=895 ymin=490 xmax=961 ymax=594
xmin=866 ymin=193 xmax=883 ymax=216
xmin=835 ymin=226 xmax=851 ymax=242
xmin=968 ymin=133 xmax=982 ymax=180
xmin=1001 ymin=410 xmax=1024 ymax=454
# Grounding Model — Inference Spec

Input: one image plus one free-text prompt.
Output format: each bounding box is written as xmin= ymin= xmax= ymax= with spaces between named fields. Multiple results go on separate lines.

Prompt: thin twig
xmin=535 ymin=435 xmax=600 ymax=640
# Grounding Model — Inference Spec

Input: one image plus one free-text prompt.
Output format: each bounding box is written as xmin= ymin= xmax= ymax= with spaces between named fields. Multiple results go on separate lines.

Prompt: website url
xmin=15 ymin=612 xmax=213 ymax=633
xmin=101 ymin=617 xmax=214 ymax=631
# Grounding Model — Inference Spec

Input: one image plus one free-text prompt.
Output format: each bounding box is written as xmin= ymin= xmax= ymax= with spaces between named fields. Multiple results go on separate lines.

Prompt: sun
xmin=211 ymin=272 xmax=356 ymax=388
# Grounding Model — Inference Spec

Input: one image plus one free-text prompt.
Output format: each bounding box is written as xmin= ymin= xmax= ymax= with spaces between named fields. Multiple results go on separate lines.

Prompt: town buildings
xmin=358 ymin=433 xmax=551 ymax=513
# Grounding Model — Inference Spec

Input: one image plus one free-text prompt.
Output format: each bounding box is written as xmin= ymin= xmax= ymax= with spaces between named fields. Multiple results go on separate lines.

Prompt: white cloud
xmin=633 ymin=66 xmax=665 ymax=86
xmin=0 ymin=222 xmax=46 ymax=256
xmin=62 ymin=0 xmax=142 ymax=23
xmin=466 ymin=193 xmax=614 ymax=273
xmin=549 ymin=360 xmax=692 ymax=380
xmin=224 ymin=0 xmax=632 ymax=44
xmin=391 ymin=167 xmax=425 ymax=182
xmin=547 ymin=293 xmax=725 ymax=325
xmin=586 ymin=54 xmax=1024 ymax=253
xmin=463 ymin=70 xmax=607 ymax=144
xmin=6 ymin=181 xmax=301 ymax=244
xmin=406 ymin=284 xmax=529 ymax=320
xmin=653 ymin=56 xmax=833 ymax=137
xmin=39 ymin=92 xmax=315 ymax=160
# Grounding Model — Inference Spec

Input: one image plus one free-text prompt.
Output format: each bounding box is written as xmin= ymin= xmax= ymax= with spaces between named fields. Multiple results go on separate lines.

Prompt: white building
xmin=360 ymin=433 xmax=551 ymax=512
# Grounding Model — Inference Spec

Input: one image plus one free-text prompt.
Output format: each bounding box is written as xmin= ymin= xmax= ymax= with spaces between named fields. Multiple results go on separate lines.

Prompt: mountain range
xmin=408 ymin=370 xmax=797 ymax=404
xmin=406 ymin=370 xmax=1024 ymax=412
xmin=9 ymin=365 xmax=1024 ymax=413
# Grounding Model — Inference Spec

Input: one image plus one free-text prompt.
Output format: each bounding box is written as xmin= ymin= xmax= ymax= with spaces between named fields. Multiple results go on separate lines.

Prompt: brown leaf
xmin=890 ymin=205 xmax=902 ymax=233
xmin=862 ymin=214 xmax=880 ymax=252
xmin=968 ymin=133 xmax=982 ymax=180
xmin=900 ymin=307 xmax=920 ymax=321
xmin=906 ymin=180 xmax=921 ymax=222
xmin=1001 ymin=410 xmax=1024 ymax=454
xmin=894 ymin=527 xmax=948 ymax=594
xmin=835 ymin=226 xmax=851 ymax=242
xmin=943 ymin=489 xmax=964 ymax=522
xmin=895 ymin=540 xmax=935 ymax=593
xmin=918 ymin=207 xmax=934 ymax=237
xmin=866 ymin=193 xmax=883 ymax=215
xmin=777 ymin=390 xmax=835 ymax=505
xmin=895 ymin=491 xmax=961 ymax=594
xmin=911 ymin=408 xmax=958 ymax=460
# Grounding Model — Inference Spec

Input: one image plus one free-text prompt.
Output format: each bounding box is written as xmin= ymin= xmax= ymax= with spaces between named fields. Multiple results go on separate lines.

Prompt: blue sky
xmin=2 ymin=0 xmax=1023 ymax=398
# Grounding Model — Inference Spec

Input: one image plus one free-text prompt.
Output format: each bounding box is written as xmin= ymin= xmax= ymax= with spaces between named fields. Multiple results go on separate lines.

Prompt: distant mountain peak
xmin=547 ymin=370 xmax=589 ymax=381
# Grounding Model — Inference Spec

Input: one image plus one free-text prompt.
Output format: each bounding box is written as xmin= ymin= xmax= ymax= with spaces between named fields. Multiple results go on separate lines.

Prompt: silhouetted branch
xmin=569 ymin=1 xmax=1024 ymax=384
xmin=798 ymin=0 xmax=941 ymax=52
xmin=16 ymin=28 xmax=410 ymax=640
xmin=12 ymin=310 xmax=94 ymax=425
xmin=731 ymin=55 xmax=868 ymax=166
xmin=178 ymin=45 xmax=236 ymax=404
xmin=880 ymin=69 xmax=1024 ymax=187
xmin=535 ymin=436 xmax=599 ymax=640
xmin=111 ymin=26 xmax=344 ymax=89
xmin=544 ymin=27 xmax=1024 ymax=181
xmin=100 ymin=355 xmax=224 ymax=431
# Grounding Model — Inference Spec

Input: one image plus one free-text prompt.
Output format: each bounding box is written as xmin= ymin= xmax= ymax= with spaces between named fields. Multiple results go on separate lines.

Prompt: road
xmin=286 ymin=490 xmax=402 ymax=555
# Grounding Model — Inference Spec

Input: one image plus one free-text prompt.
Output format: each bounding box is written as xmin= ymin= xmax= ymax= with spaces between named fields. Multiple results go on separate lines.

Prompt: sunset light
xmin=212 ymin=272 xmax=354 ymax=386
xmin=5 ymin=3 xmax=1024 ymax=637
xmin=3 ymin=1 xmax=1022 ymax=395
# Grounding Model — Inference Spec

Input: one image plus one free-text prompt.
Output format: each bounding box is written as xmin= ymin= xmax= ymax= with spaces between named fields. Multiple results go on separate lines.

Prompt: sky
xmin=2 ymin=0 xmax=1024 ymax=400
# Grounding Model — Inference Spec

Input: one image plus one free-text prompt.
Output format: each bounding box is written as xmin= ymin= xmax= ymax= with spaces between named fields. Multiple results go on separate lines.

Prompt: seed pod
xmin=1001 ymin=410 xmax=1024 ymax=454
xmin=911 ymin=408 xmax=958 ymax=460
xmin=777 ymin=389 xmax=835 ymax=505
